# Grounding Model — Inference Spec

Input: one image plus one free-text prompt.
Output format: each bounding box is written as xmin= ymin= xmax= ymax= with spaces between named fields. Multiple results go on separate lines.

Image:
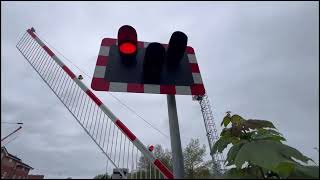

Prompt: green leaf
xmin=275 ymin=161 xmax=296 ymax=178
xmin=222 ymin=127 xmax=245 ymax=139
xmin=244 ymin=119 xmax=276 ymax=130
xmin=231 ymin=126 xmax=243 ymax=137
xmin=252 ymin=133 xmax=286 ymax=142
xmin=223 ymin=167 xmax=260 ymax=179
xmin=234 ymin=140 xmax=313 ymax=176
xmin=289 ymin=164 xmax=319 ymax=179
xmin=250 ymin=128 xmax=285 ymax=142
xmin=226 ymin=141 xmax=245 ymax=166
xmin=256 ymin=128 xmax=283 ymax=136
xmin=231 ymin=138 xmax=241 ymax=145
xmin=221 ymin=115 xmax=232 ymax=127
xmin=220 ymin=128 xmax=232 ymax=137
xmin=279 ymin=145 xmax=312 ymax=164
xmin=212 ymin=136 xmax=236 ymax=153
xmin=231 ymin=114 xmax=243 ymax=124
xmin=265 ymin=129 xmax=282 ymax=136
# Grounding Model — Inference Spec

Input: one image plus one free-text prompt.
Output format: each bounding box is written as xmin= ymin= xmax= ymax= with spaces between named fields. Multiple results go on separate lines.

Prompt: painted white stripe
xmin=187 ymin=54 xmax=197 ymax=63
xmin=100 ymin=104 xmax=118 ymax=122
xmin=144 ymin=84 xmax=160 ymax=94
xmin=133 ymin=139 xmax=156 ymax=162
xmin=175 ymin=86 xmax=191 ymax=95
xmin=35 ymin=37 xmax=45 ymax=47
xmin=192 ymin=73 xmax=203 ymax=84
xmin=109 ymin=82 xmax=127 ymax=92
xmin=52 ymin=55 xmax=65 ymax=67
xmin=93 ymin=66 xmax=106 ymax=78
xmin=74 ymin=78 xmax=89 ymax=91
xmin=99 ymin=46 xmax=110 ymax=56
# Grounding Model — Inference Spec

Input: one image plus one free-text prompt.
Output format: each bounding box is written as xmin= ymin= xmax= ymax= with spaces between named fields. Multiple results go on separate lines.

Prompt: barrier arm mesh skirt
xmin=16 ymin=28 xmax=174 ymax=179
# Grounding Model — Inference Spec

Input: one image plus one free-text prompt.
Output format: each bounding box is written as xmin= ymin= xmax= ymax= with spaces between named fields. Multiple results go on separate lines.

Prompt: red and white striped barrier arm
xmin=17 ymin=29 xmax=174 ymax=179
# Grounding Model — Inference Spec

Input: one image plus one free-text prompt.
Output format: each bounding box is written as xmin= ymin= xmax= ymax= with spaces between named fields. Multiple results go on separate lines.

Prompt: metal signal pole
xmin=167 ymin=95 xmax=185 ymax=179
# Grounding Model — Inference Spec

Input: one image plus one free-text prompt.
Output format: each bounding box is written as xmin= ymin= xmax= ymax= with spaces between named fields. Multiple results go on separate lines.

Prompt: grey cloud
xmin=2 ymin=1 xmax=319 ymax=178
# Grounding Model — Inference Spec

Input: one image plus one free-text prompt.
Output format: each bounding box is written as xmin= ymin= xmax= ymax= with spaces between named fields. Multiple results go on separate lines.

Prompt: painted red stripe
xmin=186 ymin=46 xmax=195 ymax=54
xmin=101 ymin=38 xmax=117 ymax=46
xmin=190 ymin=63 xmax=200 ymax=73
xmin=115 ymin=119 xmax=137 ymax=141
xmin=160 ymin=85 xmax=176 ymax=94
xmin=86 ymin=90 xmax=103 ymax=106
xmin=96 ymin=56 xmax=108 ymax=66
xmin=62 ymin=66 xmax=76 ymax=79
xmin=43 ymin=46 xmax=55 ymax=57
xmin=154 ymin=159 xmax=174 ymax=179
xmin=127 ymin=83 xmax=144 ymax=93
xmin=27 ymin=29 xmax=37 ymax=39
xmin=91 ymin=78 xmax=110 ymax=91
xmin=191 ymin=84 xmax=205 ymax=95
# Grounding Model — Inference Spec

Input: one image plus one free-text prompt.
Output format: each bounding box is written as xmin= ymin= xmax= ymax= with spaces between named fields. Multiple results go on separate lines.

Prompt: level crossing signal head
xmin=116 ymin=25 xmax=188 ymax=73
xmin=117 ymin=25 xmax=138 ymax=65
xmin=91 ymin=25 xmax=205 ymax=95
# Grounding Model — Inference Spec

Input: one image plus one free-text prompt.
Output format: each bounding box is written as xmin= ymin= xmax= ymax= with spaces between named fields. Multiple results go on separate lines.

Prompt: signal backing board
xmin=91 ymin=38 xmax=205 ymax=95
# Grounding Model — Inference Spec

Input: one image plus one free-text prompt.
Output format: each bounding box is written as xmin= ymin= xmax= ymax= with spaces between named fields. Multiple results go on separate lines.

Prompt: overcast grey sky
xmin=1 ymin=1 xmax=319 ymax=179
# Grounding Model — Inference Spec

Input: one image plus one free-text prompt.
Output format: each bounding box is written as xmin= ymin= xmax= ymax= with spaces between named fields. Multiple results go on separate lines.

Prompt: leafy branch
xmin=213 ymin=112 xmax=319 ymax=179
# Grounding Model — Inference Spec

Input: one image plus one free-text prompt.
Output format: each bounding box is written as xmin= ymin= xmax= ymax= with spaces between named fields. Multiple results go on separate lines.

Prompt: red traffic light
xmin=118 ymin=25 xmax=138 ymax=56
xmin=119 ymin=42 xmax=137 ymax=54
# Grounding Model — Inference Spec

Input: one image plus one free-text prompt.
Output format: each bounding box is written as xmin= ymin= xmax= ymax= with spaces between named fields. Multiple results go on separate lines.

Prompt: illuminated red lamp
xmin=119 ymin=42 xmax=137 ymax=54
xmin=118 ymin=25 xmax=138 ymax=56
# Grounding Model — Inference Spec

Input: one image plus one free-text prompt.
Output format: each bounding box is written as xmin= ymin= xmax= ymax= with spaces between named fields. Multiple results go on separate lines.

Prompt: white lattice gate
xmin=16 ymin=28 xmax=173 ymax=179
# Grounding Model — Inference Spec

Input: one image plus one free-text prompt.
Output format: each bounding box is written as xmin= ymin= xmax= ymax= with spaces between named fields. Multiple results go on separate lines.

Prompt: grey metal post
xmin=167 ymin=94 xmax=185 ymax=179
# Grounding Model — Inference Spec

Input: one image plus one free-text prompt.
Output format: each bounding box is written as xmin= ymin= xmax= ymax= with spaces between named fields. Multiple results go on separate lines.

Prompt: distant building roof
xmin=1 ymin=146 xmax=34 ymax=170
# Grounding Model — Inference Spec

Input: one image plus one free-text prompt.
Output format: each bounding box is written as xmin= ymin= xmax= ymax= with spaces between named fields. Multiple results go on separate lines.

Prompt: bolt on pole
xmin=167 ymin=95 xmax=185 ymax=179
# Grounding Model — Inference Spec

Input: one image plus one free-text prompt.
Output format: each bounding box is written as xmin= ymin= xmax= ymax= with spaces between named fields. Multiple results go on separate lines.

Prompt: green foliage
xmin=212 ymin=135 xmax=240 ymax=153
xmin=154 ymin=144 xmax=173 ymax=171
xmin=288 ymin=164 xmax=320 ymax=179
xmin=93 ymin=173 xmax=110 ymax=179
xmin=137 ymin=139 xmax=213 ymax=179
xmin=221 ymin=113 xmax=231 ymax=127
xmin=234 ymin=140 xmax=312 ymax=177
xmin=225 ymin=141 xmax=246 ymax=166
xmin=224 ymin=167 xmax=262 ymax=179
xmin=216 ymin=112 xmax=319 ymax=179
xmin=184 ymin=139 xmax=211 ymax=179
xmin=136 ymin=144 xmax=173 ymax=179
xmin=243 ymin=119 xmax=276 ymax=129
xmin=129 ymin=169 xmax=159 ymax=179
xmin=251 ymin=129 xmax=286 ymax=142
xmin=138 ymin=144 xmax=173 ymax=171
